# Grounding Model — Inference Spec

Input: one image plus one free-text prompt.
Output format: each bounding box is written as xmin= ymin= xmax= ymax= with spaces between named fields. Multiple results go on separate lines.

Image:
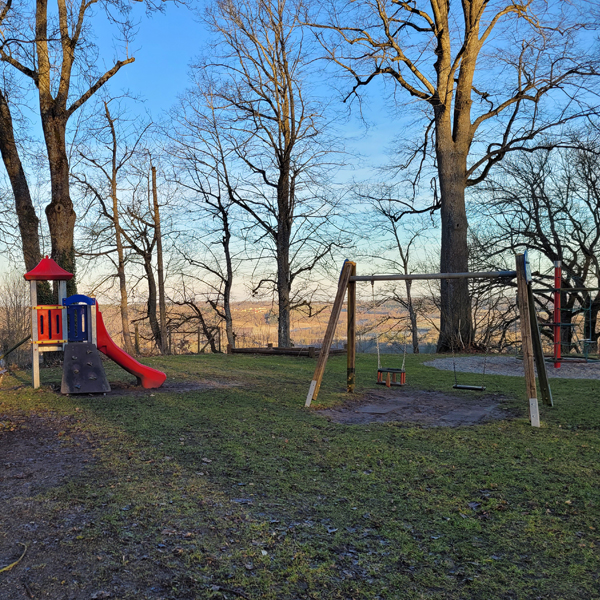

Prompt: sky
xmin=94 ymin=0 xmax=395 ymax=175
xmin=111 ymin=3 xmax=205 ymax=116
xmin=0 ymin=0 xmax=400 ymax=282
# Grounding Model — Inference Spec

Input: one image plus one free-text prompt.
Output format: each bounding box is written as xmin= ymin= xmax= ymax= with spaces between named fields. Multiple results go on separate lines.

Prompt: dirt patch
xmin=0 ymin=413 xmax=102 ymax=600
xmin=108 ymin=379 xmax=240 ymax=396
xmin=425 ymin=355 xmax=600 ymax=379
xmin=50 ymin=378 xmax=240 ymax=397
xmin=318 ymin=388 xmax=514 ymax=426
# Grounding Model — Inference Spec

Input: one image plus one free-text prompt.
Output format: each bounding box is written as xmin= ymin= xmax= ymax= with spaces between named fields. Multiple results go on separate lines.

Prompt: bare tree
xmin=0 ymin=270 xmax=30 ymax=367
xmin=0 ymin=0 xmax=137 ymax=292
xmin=200 ymin=0 xmax=344 ymax=347
xmin=72 ymin=99 xmax=151 ymax=355
xmin=475 ymin=136 xmax=600 ymax=351
xmin=367 ymin=192 xmax=437 ymax=353
xmin=0 ymin=4 xmax=52 ymax=301
xmin=309 ymin=0 xmax=600 ymax=350
xmin=166 ymin=91 xmax=243 ymax=349
xmin=120 ymin=157 xmax=178 ymax=354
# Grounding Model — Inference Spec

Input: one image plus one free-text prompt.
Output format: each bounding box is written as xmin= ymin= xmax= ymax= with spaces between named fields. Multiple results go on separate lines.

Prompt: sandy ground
xmin=424 ymin=355 xmax=600 ymax=380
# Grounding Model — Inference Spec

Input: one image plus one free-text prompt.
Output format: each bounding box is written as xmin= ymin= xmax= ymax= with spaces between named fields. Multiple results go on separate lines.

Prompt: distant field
xmin=1 ymin=353 xmax=599 ymax=599
xmin=99 ymin=300 xmax=439 ymax=356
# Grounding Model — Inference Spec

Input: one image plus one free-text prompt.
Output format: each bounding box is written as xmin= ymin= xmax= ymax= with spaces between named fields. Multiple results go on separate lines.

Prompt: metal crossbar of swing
xmin=350 ymin=270 xmax=517 ymax=282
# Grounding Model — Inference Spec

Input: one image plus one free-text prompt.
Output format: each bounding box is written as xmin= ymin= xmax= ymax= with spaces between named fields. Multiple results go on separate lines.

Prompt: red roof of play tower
xmin=24 ymin=256 xmax=73 ymax=281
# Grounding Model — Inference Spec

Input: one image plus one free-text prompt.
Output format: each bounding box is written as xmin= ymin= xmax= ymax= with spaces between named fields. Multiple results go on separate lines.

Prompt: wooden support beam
xmin=528 ymin=281 xmax=553 ymax=407
xmin=306 ymin=260 xmax=355 ymax=407
xmin=516 ymin=253 xmax=540 ymax=427
xmin=350 ymin=270 xmax=516 ymax=282
xmin=347 ymin=262 xmax=357 ymax=393
xmin=30 ymin=280 xmax=40 ymax=389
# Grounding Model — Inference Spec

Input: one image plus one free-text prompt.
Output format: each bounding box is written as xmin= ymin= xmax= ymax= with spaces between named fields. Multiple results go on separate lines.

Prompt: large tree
xmin=0 ymin=1 xmax=52 ymax=301
xmin=201 ymin=0 xmax=343 ymax=347
xmin=0 ymin=0 xmax=136 ymax=293
xmin=311 ymin=0 xmax=600 ymax=350
xmin=166 ymin=91 xmax=243 ymax=350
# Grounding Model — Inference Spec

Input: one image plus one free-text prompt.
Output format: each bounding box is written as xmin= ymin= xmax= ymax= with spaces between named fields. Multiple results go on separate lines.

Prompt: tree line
xmin=0 ymin=0 xmax=599 ymax=355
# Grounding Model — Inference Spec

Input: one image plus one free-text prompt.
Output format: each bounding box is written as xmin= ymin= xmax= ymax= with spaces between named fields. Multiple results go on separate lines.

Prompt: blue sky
xmin=102 ymin=2 xmax=205 ymax=116
xmin=94 ymin=1 xmax=395 ymax=178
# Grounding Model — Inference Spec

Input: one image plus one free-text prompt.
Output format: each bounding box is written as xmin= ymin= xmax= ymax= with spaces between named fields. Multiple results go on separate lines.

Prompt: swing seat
xmin=453 ymin=384 xmax=486 ymax=391
xmin=377 ymin=368 xmax=406 ymax=387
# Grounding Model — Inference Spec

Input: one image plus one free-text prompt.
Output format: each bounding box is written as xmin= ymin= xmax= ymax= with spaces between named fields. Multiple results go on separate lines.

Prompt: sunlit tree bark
xmin=310 ymin=0 xmax=600 ymax=350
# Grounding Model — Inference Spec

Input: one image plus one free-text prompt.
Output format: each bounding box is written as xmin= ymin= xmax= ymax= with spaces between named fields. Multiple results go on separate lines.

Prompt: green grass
xmin=1 ymin=352 xmax=600 ymax=599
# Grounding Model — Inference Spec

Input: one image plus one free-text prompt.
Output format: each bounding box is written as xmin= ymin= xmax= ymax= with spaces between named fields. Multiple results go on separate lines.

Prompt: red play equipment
xmin=24 ymin=257 xmax=166 ymax=393
xmin=96 ymin=307 xmax=166 ymax=389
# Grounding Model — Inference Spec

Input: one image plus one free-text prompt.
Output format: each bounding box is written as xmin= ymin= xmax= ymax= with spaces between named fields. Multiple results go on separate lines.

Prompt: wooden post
xmin=347 ymin=262 xmax=357 ymax=392
xmin=90 ymin=300 xmax=98 ymax=347
xmin=516 ymin=253 xmax=540 ymax=427
xmin=527 ymin=282 xmax=553 ymax=407
xmin=31 ymin=280 xmax=40 ymax=389
xmin=553 ymin=261 xmax=561 ymax=368
xmin=58 ymin=281 xmax=67 ymax=349
xmin=306 ymin=260 xmax=355 ymax=407
xmin=134 ymin=323 xmax=140 ymax=355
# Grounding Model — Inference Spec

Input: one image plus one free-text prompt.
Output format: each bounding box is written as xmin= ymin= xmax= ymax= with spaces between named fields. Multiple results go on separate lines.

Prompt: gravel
xmin=424 ymin=355 xmax=600 ymax=380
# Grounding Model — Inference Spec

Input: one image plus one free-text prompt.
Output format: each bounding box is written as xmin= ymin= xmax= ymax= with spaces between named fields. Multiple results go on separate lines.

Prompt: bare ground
xmin=318 ymin=388 xmax=515 ymax=426
xmin=0 ymin=412 xmax=103 ymax=600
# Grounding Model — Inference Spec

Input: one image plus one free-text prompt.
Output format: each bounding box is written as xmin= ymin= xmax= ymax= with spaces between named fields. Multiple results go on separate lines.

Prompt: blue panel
xmin=67 ymin=305 xmax=88 ymax=342
xmin=63 ymin=294 xmax=96 ymax=306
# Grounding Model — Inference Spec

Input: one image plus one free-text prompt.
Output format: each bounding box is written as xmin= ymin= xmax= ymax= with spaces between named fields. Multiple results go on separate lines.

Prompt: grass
xmin=1 ymin=352 xmax=600 ymax=599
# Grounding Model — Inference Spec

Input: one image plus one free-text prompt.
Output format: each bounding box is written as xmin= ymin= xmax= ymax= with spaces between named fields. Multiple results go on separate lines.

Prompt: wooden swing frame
xmin=305 ymin=255 xmax=553 ymax=428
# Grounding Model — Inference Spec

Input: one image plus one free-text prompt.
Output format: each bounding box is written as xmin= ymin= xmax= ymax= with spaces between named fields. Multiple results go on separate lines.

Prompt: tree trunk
xmin=152 ymin=165 xmax=167 ymax=354
xmin=276 ymin=246 xmax=291 ymax=347
xmin=222 ymin=226 xmax=235 ymax=349
xmin=405 ymin=280 xmax=419 ymax=354
xmin=111 ymin=180 xmax=134 ymax=355
xmin=276 ymin=166 xmax=293 ymax=348
xmin=41 ymin=113 xmax=77 ymax=296
xmin=143 ymin=254 xmax=162 ymax=352
xmin=590 ymin=293 xmax=600 ymax=347
xmin=0 ymin=90 xmax=52 ymax=303
xmin=436 ymin=135 xmax=472 ymax=352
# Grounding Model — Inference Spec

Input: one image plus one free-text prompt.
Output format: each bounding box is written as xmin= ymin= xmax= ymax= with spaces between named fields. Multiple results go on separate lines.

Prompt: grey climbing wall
xmin=61 ymin=342 xmax=111 ymax=394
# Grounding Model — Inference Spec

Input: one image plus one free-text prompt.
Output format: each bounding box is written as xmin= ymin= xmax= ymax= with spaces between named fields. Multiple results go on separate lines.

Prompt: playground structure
xmin=25 ymin=257 xmax=166 ymax=393
xmin=534 ymin=260 xmax=600 ymax=368
xmin=306 ymin=254 xmax=552 ymax=428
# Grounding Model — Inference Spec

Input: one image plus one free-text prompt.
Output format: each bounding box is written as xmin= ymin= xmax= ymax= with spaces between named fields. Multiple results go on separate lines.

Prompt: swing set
xmin=305 ymin=254 xmax=552 ymax=428
xmin=370 ymin=281 xmax=407 ymax=387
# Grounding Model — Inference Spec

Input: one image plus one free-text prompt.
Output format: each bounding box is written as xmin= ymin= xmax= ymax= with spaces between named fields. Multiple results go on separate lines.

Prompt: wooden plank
xmin=306 ymin=260 xmax=355 ymax=407
xmin=231 ymin=347 xmax=345 ymax=356
xmin=527 ymin=280 xmax=554 ymax=407
xmin=347 ymin=262 xmax=357 ymax=392
xmin=516 ymin=254 xmax=540 ymax=427
xmin=351 ymin=270 xmax=516 ymax=282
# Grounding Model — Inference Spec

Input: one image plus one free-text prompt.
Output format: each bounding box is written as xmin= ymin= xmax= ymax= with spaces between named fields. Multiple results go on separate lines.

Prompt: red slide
xmin=96 ymin=308 xmax=167 ymax=389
